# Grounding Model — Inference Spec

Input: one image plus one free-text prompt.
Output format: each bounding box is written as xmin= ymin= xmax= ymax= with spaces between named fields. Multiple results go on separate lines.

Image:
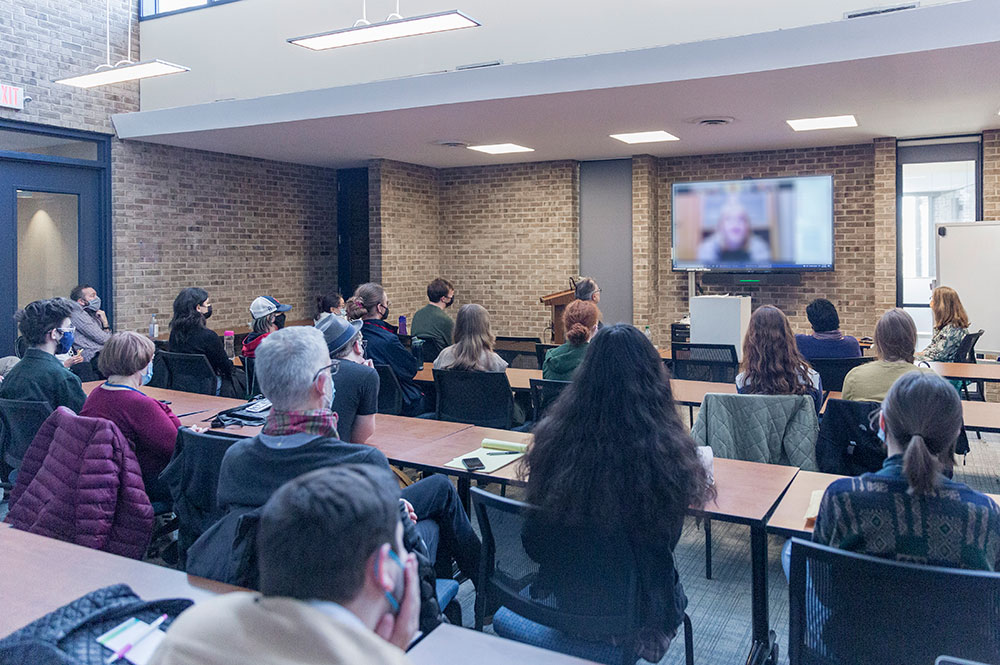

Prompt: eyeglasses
xmin=312 ymin=360 xmax=341 ymax=384
xmin=55 ymin=326 xmax=76 ymax=334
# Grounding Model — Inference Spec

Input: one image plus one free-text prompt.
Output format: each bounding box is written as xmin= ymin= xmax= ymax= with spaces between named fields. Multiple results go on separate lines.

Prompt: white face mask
xmin=322 ymin=373 xmax=336 ymax=409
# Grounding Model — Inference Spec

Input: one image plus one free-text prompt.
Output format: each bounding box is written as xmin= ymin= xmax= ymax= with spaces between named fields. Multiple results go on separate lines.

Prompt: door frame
xmin=0 ymin=120 xmax=112 ymax=355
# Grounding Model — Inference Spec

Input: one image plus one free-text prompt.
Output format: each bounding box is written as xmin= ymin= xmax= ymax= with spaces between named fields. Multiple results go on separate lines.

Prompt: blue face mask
xmin=375 ymin=548 xmax=405 ymax=615
xmin=55 ymin=329 xmax=74 ymax=355
xmin=141 ymin=360 xmax=154 ymax=386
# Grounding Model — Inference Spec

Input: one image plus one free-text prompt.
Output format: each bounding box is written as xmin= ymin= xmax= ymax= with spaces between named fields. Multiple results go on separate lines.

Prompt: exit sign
xmin=0 ymin=83 xmax=24 ymax=110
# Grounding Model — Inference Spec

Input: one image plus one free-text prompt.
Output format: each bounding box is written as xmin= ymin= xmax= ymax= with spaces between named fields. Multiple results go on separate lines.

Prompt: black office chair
xmin=529 ymin=378 xmax=571 ymax=422
xmin=146 ymin=349 xmax=170 ymax=389
xmin=241 ymin=356 xmax=260 ymax=399
xmin=534 ymin=343 xmax=558 ymax=370
xmin=434 ymin=369 xmax=515 ymax=429
xmin=809 ymin=357 xmax=874 ymax=396
xmin=0 ymin=398 xmax=53 ymax=485
xmin=788 ymin=538 xmax=1000 ymax=665
xmin=472 ymin=487 xmax=694 ymax=665
xmin=954 ymin=329 xmax=985 ymax=401
xmin=414 ymin=336 xmax=447 ymax=364
xmin=374 ymin=364 xmax=404 ymax=416
xmin=496 ymin=336 xmax=543 ymax=369
xmin=158 ymin=351 xmax=218 ymax=396
xmin=670 ymin=343 xmax=739 ymax=383
xmin=159 ymin=427 xmax=244 ymax=567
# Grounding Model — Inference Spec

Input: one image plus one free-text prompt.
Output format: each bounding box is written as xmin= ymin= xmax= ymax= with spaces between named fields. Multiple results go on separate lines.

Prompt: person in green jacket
xmin=542 ymin=300 xmax=600 ymax=382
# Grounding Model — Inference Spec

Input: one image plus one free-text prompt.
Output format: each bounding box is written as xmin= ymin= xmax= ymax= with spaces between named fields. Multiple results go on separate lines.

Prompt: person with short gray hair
xmin=254 ymin=325 xmax=332 ymax=413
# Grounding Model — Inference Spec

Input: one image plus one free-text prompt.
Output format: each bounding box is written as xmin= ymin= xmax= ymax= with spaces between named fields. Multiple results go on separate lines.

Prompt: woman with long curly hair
xmin=737 ymin=305 xmax=822 ymax=411
xmin=520 ymin=323 xmax=715 ymax=662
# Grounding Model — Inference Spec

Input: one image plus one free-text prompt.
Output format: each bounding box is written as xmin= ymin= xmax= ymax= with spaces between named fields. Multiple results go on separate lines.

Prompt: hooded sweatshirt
xmin=542 ymin=341 xmax=589 ymax=382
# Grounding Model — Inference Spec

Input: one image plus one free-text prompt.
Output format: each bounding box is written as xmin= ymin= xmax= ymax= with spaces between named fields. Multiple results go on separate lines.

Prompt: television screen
xmin=671 ymin=175 xmax=834 ymax=271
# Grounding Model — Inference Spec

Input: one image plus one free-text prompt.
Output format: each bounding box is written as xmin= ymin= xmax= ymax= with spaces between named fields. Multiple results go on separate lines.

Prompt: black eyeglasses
xmin=312 ymin=361 xmax=341 ymax=383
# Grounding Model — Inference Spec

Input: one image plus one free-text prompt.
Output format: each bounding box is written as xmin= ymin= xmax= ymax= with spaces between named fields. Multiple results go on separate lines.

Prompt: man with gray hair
xmin=187 ymin=326 xmax=480 ymax=630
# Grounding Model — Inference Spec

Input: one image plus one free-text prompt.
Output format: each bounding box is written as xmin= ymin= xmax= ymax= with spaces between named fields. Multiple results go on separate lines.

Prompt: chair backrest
xmin=529 ymin=378 xmax=571 ymax=422
xmin=788 ymin=538 xmax=1000 ymax=665
xmin=955 ymin=329 xmax=985 ymax=364
xmin=810 ymin=357 xmax=874 ymax=393
xmin=496 ymin=336 xmax=543 ymax=369
xmin=146 ymin=349 xmax=170 ymax=388
xmin=373 ymin=364 xmax=403 ymax=416
xmin=471 ymin=487 xmax=640 ymax=639
xmin=159 ymin=351 xmax=217 ymax=395
xmin=535 ymin=343 xmax=559 ymax=369
xmin=241 ymin=356 xmax=259 ymax=399
xmin=0 ymin=398 xmax=54 ymax=478
xmin=159 ymin=426 xmax=244 ymax=566
xmin=434 ymin=369 xmax=514 ymax=429
xmin=670 ymin=342 xmax=739 ymax=383
xmin=814 ymin=399 xmax=884 ymax=475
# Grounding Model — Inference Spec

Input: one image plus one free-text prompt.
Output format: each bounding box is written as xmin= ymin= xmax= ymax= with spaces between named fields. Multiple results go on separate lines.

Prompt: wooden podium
xmin=540 ymin=289 xmax=576 ymax=343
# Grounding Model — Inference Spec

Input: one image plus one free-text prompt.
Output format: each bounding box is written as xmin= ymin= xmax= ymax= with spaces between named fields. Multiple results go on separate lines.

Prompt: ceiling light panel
xmin=289 ymin=11 xmax=479 ymax=50
xmin=55 ymin=60 xmax=189 ymax=88
xmin=609 ymin=130 xmax=680 ymax=144
xmin=786 ymin=115 xmax=858 ymax=131
xmin=467 ymin=143 xmax=534 ymax=154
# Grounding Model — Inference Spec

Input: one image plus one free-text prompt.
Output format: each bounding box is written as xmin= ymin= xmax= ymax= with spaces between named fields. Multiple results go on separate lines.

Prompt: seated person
xmin=916 ymin=286 xmax=971 ymax=362
xmin=814 ymin=371 xmax=1000 ymax=569
xmin=168 ymin=287 xmax=241 ymax=396
xmin=543 ymin=300 xmax=599 ymax=381
xmin=242 ymin=296 xmax=291 ymax=359
xmin=314 ymin=292 xmax=345 ymax=324
xmin=80 ymin=331 xmax=192 ymax=502
xmin=433 ymin=304 xmax=507 ymax=372
xmin=737 ymin=305 xmax=822 ymax=412
xmin=410 ymin=278 xmax=454 ymax=362
xmin=349 ymin=283 xmax=425 ymax=417
xmin=522 ymin=324 xmax=715 ymax=662
xmin=149 ymin=464 xmax=418 ymax=665
xmin=195 ymin=327 xmax=479 ymax=592
xmin=696 ymin=202 xmax=771 ymax=264
xmin=842 ymin=308 xmax=935 ymax=402
xmin=0 ymin=298 xmax=85 ymax=412
xmin=68 ymin=283 xmax=111 ymax=362
xmin=795 ymin=298 xmax=861 ymax=360
xmin=316 ymin=314 xmax=379 ymax=444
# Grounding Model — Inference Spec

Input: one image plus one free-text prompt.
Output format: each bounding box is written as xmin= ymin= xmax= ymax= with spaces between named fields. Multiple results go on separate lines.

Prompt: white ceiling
xmin=115 ymin=0 xmax=1000 ymax=168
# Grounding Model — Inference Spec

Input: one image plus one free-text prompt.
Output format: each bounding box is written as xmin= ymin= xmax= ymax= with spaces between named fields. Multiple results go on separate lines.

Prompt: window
xmin=140 ymin=0 xmax=243 ymax=19
xmin=896 ymin=138 xmax=981 ymax=308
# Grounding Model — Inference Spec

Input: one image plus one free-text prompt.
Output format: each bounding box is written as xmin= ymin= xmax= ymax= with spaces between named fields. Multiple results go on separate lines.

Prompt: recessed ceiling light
xmin=467 ymin=143 xmax=534 ymax=155
xmin=786 ymin=115 xmax=858 ymax=131
xmin=289 ymin=10 xmax=479 ymax=50
xmin=609 ymin=130 xmax=680 ymax=144
xmin=54 ymin=60 xmax=189 ymax=88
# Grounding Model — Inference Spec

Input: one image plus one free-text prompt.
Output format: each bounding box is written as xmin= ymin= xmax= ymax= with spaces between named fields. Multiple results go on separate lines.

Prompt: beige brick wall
xmin=2 ymin=0 xmax=338 ymax=336
xmin=631 ymin=155 xmax=661 ymax=337
xmin=984 ymin=129 xmax=1000 ymax=220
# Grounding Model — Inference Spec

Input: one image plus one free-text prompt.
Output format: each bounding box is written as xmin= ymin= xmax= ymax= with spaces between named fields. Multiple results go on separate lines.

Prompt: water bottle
xmin=398 ymin=315 xmax=407 ymax=336
xmin=644 ymin=325 xmax=653 ymax=342
xmin=224 ymin=330 xmax=235 ymax=359
xmin=148 ymin=313 xmax=159 ymax=339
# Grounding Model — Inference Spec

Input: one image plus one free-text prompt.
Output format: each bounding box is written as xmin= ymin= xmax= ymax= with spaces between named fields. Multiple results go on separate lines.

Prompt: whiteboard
xmin=935 ymin=222 xmax=1000 ymax=354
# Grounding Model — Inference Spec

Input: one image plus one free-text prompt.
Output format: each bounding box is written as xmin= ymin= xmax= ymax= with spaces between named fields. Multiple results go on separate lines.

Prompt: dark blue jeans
xmin=402 ymin=474 xmax=481 ymax=584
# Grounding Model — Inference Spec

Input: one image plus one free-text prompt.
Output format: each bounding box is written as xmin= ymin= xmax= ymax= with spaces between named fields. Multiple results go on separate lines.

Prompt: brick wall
xmin=984 ymin=129 xmax=1000 ymax=221
xmin=651 ymin=143 xmax=880 ymax=345
xmin=1 ymin=0 xmax=338 ymax=335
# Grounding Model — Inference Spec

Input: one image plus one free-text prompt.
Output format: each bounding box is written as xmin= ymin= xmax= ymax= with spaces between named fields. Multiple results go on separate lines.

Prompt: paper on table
xmin=96 ymin=618 xmax=166 ymax=665
xmin=804 ymin=489 xmax=825 ymax=525
xmin=481 ymin=438 xmax=528 ymax=453
xmin=445 ymin=448 xmax=523 ymax=473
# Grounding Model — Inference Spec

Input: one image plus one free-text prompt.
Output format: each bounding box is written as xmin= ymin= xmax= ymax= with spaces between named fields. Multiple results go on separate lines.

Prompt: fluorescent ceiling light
xmin=289 ymin=10 xmax=479 ymax=50
xmin=467 ymin=143 xmax=534 ymax=155
xmin=786 ymin=115 xmax=858 ymax=131
xmin=54 ymin=60 xmax=189 ymax=88
xmin=610 ymin=130 xmax=680 ymax=144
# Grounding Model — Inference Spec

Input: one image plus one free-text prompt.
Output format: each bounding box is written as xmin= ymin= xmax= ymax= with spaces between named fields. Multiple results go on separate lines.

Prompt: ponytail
xmin=902 ymin=434 xmax=939 ymax=495
xmin=346 ymin=283 xmax=385 ymax=321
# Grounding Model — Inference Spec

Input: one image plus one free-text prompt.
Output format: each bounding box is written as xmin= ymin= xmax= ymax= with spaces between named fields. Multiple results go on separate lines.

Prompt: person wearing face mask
xmin=0 ymin=298 xmax=85 ymax=412
xmin=169 ymin=287 xmax=242 ymax=396
xmin=80 ymin=331 xmax=198 ymax=502
xmin=242 ymin=296 xmax=292 ymax=360
xmin=316 ymin=314 xmax=379 ymax=444
xmin=68 ymin=284 xmax=111 ymax=363
xmin=410 ymin=278 xmax=454 ymax=362
xmin=314 ymin=292 xmax=346 ymax=324
xmin=347 ymin=283 xmax=425 ymax=417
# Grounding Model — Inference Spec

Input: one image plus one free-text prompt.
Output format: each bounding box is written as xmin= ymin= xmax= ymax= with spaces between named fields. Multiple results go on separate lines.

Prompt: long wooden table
xmin=928 ymin=361 xmax=1000 ymax=383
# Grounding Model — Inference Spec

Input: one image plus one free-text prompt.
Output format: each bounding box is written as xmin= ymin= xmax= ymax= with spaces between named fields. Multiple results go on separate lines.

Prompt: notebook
xmin=445 ymin=438 xmax=528 ymax=473
xmin=97 ymin=618 xmax=166 ymax=665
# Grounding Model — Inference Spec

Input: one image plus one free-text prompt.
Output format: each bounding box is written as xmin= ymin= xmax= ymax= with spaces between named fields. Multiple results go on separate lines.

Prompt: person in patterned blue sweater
xmin=813 ymin=370 xmax=1000 ymax=570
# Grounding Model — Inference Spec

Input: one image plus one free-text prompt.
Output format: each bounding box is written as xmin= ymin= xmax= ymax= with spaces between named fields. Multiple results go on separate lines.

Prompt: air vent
xmin=432 ymin=139 xmax=470 ymax=148
xmin=694 ymin=117 xmax=735 ymax=127
xmin=845 ymin=2 xmax=918 ymax=19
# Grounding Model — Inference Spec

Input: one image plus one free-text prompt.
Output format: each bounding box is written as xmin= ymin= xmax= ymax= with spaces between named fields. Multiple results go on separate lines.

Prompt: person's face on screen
xmin=719 ymin=210 xmax=751 ymax=250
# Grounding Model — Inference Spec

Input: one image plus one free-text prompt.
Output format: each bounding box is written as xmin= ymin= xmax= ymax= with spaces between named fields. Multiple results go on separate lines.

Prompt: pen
xmin=107 ymin=614 xmax=168 ymax=664
xmin=486 ymin=451 xmax=520 ymax=455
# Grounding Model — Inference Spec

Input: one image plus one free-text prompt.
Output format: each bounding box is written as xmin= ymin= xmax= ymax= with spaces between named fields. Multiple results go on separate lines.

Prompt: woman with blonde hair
xmin=433 ymin=304 xmax=507 ymax=372
xmin=916 ymin=286 xmax=970 ymax=362
xmin=542 ymin=300 xmax=599 ymax=381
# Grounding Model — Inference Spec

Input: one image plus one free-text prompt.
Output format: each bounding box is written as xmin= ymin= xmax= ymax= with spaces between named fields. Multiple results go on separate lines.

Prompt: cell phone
xmin=462 ymin=456 xmax=485 ymax=471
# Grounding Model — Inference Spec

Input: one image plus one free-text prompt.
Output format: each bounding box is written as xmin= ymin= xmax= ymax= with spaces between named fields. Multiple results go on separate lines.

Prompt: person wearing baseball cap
xmin=316 ymin=314 xmax=379 ymax=444
xmin=243 ymin=296 xmax=292 ymax=359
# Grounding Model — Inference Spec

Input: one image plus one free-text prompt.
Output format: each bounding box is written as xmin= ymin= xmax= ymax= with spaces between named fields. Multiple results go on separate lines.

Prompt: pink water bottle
xmin=398 ymin=315 xmax=407 ymax=335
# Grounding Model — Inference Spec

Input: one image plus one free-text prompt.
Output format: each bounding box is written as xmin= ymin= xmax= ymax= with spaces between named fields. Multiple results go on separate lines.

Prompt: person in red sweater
xmin=242 ymin=296 xmax=292 ymax=359
xmin=81 ymin=331 xmax=199 ymax=502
